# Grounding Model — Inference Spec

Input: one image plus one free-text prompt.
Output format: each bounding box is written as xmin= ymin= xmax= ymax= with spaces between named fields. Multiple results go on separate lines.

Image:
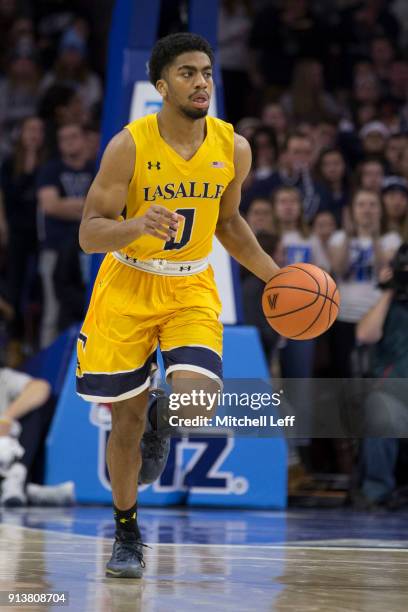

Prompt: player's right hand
xmin=139 ymin=205 xmax=182 ymax=241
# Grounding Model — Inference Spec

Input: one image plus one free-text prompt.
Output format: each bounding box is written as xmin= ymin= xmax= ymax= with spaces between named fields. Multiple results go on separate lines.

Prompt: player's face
xmin=160 ymin=51 xmax=213 ymax=119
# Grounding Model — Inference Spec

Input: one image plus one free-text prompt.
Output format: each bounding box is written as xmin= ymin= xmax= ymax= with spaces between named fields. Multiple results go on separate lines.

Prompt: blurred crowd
xmin=0 ymin=0 xmax=114 ymax=365
xmin=218 ymin=0 xmax=408 ymax=378
xmin=222 ymin=0 xmax=408 ymax=505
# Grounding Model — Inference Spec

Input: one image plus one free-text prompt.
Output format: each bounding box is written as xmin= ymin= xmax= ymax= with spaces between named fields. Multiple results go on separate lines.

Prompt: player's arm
xmin=216 ymin=133 xmax=279 ymax=282
xmin=79 ymin=130 xmax=179 ymax=254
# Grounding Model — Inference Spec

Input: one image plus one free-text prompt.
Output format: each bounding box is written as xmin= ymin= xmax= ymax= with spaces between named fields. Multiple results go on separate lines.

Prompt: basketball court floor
xmin=0 ymin=506 xmax=407 ymax=611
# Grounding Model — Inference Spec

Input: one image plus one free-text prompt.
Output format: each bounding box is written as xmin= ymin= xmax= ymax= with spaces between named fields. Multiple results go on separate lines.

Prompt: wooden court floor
xmin=0 ymin=507 xmax=407 ymax=611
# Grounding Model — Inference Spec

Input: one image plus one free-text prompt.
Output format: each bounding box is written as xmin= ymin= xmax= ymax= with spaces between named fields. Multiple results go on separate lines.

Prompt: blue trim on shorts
xmin=162 ymin=346 xmax=223 ymax=379
xmin=76 ymin=352 xmax=155 ymax=399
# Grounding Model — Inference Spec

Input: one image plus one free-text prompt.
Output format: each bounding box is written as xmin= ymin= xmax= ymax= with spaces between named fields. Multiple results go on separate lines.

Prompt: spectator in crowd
xmin=310 ymin=210 xmax=336 ymax=272
xmin=271 ymin=132 xmax=332 ymax=222
xmin=388 ymin=59 xmax=408 ymax=106
xmin=0 ymin=284 xmax=13 ymax=330
xmin=370 ymin=35 xmax=396 ymax=89
xmin=40 ymin=27 xmax=102 ymax=112
xmin=54 ymin=233 xmax=90 ymax=333
xmin=272 ymin=186 xmax=314 ymax=265
xmin=249 ymin=126 xmax=278 ymax=180
xmin=352 ymin=72 xmax=381 ymax=112
xmin=249 ymin=0 xmax=329 ymax=90
xmin=218 ymin=0 xmax=252 ymax=125
xmin=0 ymin=365 xmax=51 ymax=504
xmin=400 ymin=146 xmax=408 ymax=181
xmin=38 ymin=84 xmax=87 ymax=154
xmin=261 ymin=103 xmax=288 ymax=150
xmin=359 ymin=121 xmax=390 ymax=158
xmin=280 ymin=59 xmax=340 ymax=124
xmin=356 ymin=158 xmax=385 ymax=194
xmin=316 ymin=147 xmax=351 ymax=227
xmin=381 ymin=176 xmax=408 ymax=249
xmin=0 ymin=0 xmax=21 ymax=69
xmin=384 ymin=133 xmax=407 ymax=175
xmin=235 ymin=116 xmax=261 ymax=142
xmin=242 ymin=131 xmax=331 ymax=220
xmin=0 ymin=363 xmax=74 ymax=505
xmin=37 ymin=122 xmax=95 ymax=347
xmin=0 ymin=186 xmax=7 ymax=248
xmin=246 ymin=197 xmax=274 ymax=236
xmin=0 ymin=41 xmax=42 ymax=160
xmin=354 ymin=243 xmax=408 ymax=509
xmin=311 ymin=120 xmax=339 ymax=163
xmin=242 ymin=232 xmax=284 ymax=365
xmin=328 ymin=189 xmax=388 ymax=378
xmin=1 ymin=116 xmax=46 ymax=363
xmin=272 ymin=186 xmax=318 ymax=378
xmin=337 ymin=0 xmax=400 ymax=80
xmin=84 ymin=120 xmax=100 ymax=163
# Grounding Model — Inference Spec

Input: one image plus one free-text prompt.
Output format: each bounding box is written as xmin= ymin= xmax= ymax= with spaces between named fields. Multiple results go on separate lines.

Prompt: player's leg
xmin=159 ymin=271 xmax=224 ymax=426
xmin=138 ymin=387 xmax=171 ymax=485
xmin=170 ymin=369 xmax=221 ymax=419
xmin=107 ymin=391 xmax=149 ymax=510
xmin=75 ymin=256 xmax=158 ymax=578
xmin=105 ymin=390 xmax=149 ymax=579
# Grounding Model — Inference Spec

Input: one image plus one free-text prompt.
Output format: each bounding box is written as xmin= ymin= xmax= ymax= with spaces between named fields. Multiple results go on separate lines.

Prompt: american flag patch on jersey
xmin=211 ymin=161 xmax=225 ymax=168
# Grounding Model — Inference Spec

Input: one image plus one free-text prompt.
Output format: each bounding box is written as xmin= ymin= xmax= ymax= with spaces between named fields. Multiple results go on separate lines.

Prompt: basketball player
xmin=77 ymin=33 xmax=279 ymax=578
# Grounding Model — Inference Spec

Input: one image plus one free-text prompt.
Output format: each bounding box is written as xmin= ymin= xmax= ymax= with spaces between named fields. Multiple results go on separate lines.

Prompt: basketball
xmin=262 ymin=263 xmax=340 ymax=340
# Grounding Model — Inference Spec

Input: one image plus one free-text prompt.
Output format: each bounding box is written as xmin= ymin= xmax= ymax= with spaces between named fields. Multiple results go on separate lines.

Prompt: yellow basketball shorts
xmin=76 ymin=253 xmax=223 ymax=402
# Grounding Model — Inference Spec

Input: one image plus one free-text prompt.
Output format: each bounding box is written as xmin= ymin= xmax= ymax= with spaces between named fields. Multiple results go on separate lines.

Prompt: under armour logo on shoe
xmin=147 ymin=161 xmax=161 ymax=170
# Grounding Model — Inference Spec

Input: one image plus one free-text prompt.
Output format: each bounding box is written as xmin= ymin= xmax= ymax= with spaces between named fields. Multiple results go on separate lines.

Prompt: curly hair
xmin=148 ymin=32 xmax=214 ymax=86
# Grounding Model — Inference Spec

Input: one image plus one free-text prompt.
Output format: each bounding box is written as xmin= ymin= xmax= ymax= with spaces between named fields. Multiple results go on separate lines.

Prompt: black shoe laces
xmin=115 ymin=538 xmax=151 ymax=568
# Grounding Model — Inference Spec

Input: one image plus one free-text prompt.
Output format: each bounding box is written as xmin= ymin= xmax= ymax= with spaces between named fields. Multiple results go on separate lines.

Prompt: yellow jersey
xmin=121 ymin=113 xmax=235 ymax=261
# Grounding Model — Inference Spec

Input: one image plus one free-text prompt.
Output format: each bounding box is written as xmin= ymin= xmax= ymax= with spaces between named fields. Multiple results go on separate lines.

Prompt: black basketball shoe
xmin=106 ymin=530 xmax=147 ymax=578
xmin=139 ymin=389 xmax=171 ymax=485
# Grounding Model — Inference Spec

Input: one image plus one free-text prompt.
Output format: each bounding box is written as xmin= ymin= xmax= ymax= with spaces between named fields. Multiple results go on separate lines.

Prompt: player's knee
xmin=170 ymin=377 xmax=221 ymax=419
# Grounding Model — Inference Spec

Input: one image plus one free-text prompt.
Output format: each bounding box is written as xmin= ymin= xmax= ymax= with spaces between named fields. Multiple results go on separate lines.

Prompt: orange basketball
xmin=262 ymin=263 xmax=340 ymax=340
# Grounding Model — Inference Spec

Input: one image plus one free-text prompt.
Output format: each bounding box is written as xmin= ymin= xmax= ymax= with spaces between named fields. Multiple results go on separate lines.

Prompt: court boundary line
xmin=1 ymin=524 xmax=408 ymax=553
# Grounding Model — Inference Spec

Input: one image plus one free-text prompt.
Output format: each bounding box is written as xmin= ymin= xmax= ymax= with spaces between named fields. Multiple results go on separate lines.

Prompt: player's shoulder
xmin=98 ymin=129 xmax=136 ymax=179
xmin=124 ymin=113 xmax=155 ymax=136
xmin=106 ymin=128 xmax=136 ymax=157
xmin=233 ymin=132 xmax=251 ymax=156
xmin=232 ymin=132 xmax=251 ymax=179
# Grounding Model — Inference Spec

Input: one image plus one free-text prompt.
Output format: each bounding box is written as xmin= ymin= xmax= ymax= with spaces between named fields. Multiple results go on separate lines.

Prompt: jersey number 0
xmin=164 ymin=208 xmax=195 ymax=250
